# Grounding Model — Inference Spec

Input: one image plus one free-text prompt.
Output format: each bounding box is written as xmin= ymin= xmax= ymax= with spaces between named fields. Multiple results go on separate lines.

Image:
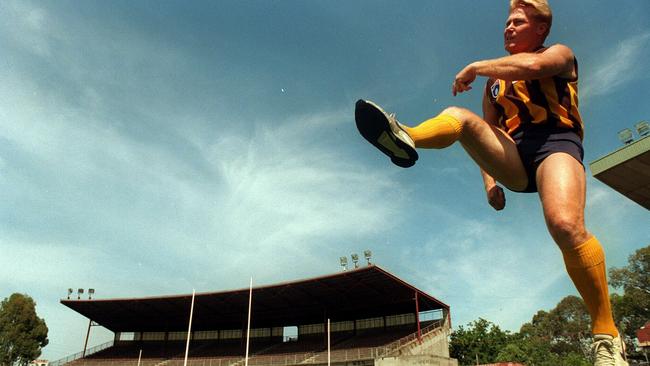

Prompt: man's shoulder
xmin=543 ymin=43 xmax=575 ymax=57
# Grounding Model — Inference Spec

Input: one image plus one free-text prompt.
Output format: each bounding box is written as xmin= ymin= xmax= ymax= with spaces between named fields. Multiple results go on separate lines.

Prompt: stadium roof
xmin=61 ymin=265 xmax=449 ymax=333
xmin=589 ymin=134 xmax=650 ymax=210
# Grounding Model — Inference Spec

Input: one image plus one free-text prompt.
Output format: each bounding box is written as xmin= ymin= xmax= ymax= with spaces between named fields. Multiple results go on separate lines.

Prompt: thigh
xmin=536 ymin=152 xmax=589 ymax=247
xmin=448 ymin=108 xmax=528 ymax=191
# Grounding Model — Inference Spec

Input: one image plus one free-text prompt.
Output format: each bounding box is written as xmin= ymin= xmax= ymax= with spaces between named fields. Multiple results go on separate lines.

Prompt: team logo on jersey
xmin=490 ymin=80 xmax=500 ymax=99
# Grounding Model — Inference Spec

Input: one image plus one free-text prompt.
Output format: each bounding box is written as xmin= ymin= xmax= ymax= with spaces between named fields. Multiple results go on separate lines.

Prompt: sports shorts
xmin=510 ymin=125 xmax=584 ymax=193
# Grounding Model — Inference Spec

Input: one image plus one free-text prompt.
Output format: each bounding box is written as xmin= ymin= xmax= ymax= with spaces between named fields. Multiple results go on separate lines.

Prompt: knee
xmin=441 ymin=106 xmax=484 ymax=135
xmin=546 ymin=214 xmax=589 ymax=248
xmin=441 ymin=106 xmax=474 ymax=122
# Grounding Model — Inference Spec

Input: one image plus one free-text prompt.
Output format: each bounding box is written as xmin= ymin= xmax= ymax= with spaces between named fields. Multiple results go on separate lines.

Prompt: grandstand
xmin=589 ymin=133 xmax=650 ymax=210
xmin=57 ymin=265 xmax=457 ymax=366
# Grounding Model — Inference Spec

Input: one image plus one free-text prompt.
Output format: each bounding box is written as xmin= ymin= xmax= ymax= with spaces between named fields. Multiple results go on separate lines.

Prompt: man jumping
xmin=355 ymin=1 xmax=627 ymax=365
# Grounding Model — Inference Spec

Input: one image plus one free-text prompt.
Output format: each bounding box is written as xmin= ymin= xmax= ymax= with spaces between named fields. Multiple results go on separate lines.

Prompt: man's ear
xmin=536 ymin=22 xmax=549 ymax=36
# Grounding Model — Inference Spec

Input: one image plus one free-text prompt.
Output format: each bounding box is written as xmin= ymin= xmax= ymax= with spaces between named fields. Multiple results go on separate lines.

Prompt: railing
xmin=164 ymin=357 xmax=241 ymax=366
xmin=300 ymin=319 xmax=446 ymax=364
xmin=304 ymin=348 xmax=379 ymax=364
xmin=59 ymin=360 xmax=163 ymax=366
xmin=50 ymin=341 xmax=115 ymax=366
xmin=246 ymin=352 xmax=316 ymax=366
xmin=373 ymin=319 xmax=445 ymax=358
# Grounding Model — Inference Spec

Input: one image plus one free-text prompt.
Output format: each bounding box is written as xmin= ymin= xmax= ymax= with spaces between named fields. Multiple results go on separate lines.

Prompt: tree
xmin=496 ymin=296 xmax=591 ymax=365
xmin=609 ymin=245 xmax=650 ymax=356
xmin=518 ymin=296 xmax=591 ymax=357
xmin=496 ymin=334 xmax=591 ymax=366
xmin=449 ymin=318 xmax=511 ymax=365
xmin=0 ymin=294 xmax=49 ymax=366
xmin=448 ymin=247 xmax=650 ymax=366
xmin=495 ymin=336 xmax=563 ymax=366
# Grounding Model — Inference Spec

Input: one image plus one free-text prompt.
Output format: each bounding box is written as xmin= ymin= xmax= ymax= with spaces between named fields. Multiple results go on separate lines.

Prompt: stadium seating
xmin=66 ymin=321 xmax=444 ymax=366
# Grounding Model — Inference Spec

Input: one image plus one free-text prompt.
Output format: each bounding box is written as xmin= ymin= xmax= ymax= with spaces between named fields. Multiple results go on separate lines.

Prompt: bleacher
xmin=66 ymin=322 xmax=442 ymax=366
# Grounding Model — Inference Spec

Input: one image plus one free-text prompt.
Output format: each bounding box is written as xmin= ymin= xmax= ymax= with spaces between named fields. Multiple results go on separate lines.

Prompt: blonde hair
xmin=510 ymin=0 xmax=553 ymax=38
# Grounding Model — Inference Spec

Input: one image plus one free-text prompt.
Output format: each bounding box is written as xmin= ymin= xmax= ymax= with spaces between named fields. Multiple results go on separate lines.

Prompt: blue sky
xmin=1 ymin=0 xmax=649 ymax=361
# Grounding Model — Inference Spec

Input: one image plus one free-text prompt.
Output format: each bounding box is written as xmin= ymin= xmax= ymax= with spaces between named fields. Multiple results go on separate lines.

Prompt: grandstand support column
xmin=245 ymin=277 xmax=253 ymax=366
xmin=414 ymin=291 xmax=421 ymax=344
xmin=327 ymin=318 xmax=331 ymax=366
xmin=322 ymin=308 xmax=328 ymax=350
xmin=82 ymin=319 xmax=92 ymax=358
xmin=183 ymin=289 xmax=196 ymax=366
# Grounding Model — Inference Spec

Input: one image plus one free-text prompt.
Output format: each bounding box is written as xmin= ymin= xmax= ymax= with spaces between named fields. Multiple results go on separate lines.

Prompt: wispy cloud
xmin=198 ymin=112 xmax=405 ymax=277
xmin=0 ymin=1 xmax=52 ymax=57
xmin=0 ymin=69 xmax=402 ymax=278
xmin=1 ymin=70 xmax=405 ymax=358
xmin=581 ymin=32 xmax=650 ymax=100
xmin=0 ymin=1 xmax=409 ymax=357
xmin=391 ymin=208 xmax=568 ymax=331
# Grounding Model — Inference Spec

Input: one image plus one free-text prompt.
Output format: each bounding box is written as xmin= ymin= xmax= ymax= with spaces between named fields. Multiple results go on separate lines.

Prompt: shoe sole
xmin=355 ymin=99 xmax=418 ymax=168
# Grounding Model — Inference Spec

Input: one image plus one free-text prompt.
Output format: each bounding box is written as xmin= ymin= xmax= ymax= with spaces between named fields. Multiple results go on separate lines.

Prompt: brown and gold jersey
xmin=486 ymin=58 xmax=584 ymax=139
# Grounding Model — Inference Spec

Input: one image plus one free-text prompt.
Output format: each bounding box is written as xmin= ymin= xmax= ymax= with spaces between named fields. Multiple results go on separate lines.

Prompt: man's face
xmin=504 ymin=7 xmax=545 ymax=54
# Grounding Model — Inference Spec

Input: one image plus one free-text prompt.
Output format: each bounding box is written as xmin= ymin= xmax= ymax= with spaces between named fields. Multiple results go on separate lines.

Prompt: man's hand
xmin=453 ymin=63 xmax=477 ymax=96
xmin=486 ymin=184 xmax=506 ymax=211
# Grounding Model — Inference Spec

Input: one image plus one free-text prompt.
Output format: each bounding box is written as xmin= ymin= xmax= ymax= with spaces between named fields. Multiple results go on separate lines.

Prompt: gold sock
xmin=562 ymin=236 xmax=618 ymax=337
xmin=403 ymin=113 xmax=462 ymax=149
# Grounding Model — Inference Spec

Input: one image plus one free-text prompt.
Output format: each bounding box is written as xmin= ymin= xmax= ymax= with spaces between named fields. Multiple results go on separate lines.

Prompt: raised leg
xmin=404 ymin=106 xmax=528 ymax=191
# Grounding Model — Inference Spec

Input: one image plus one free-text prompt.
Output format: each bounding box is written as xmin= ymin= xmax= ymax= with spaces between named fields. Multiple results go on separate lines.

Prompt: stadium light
xmin=88 ymin=288 xmax=95 ymax=300
xmin=364 ymin=250 xmax=372 ymax=266
xmin=77 ymin=288 xmax=84 ymax=300
xmin=618 ymin=128 xmax=634 ymax=144
xmin=636 ymin=121 xmax=650 ymax=137
xmin=67 ymin=288 xmax=73 ymax=300
xmin=351 ymin=253 xmax=359 ymax=268
xmin=339 ymin=257 xmax=348 ymax=271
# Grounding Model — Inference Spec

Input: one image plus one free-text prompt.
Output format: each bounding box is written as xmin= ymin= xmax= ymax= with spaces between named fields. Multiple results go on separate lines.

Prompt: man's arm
xmin=453 ymin=44 xmax=575 ymax=95
xmin=480 ymin=89 xmax=506 ymax=211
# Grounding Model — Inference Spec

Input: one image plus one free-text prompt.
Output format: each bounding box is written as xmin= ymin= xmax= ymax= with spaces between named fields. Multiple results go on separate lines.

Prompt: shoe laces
xmin=388 ymin=113 xmax=405 ymax=130
xmin=592 ymin=338 xmax=616 ymax=365
xmin=387 ymin=112 xmax=414 ymax=145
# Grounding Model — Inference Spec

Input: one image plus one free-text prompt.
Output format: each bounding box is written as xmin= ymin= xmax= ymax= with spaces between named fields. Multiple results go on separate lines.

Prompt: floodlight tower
xmin=364 ymin=250 xmax=372 ymax=266
xmin=618 ymin=128 xmax=634 ymax=144
xmin=636 ymin=121 xmax=650 ymax=137
xmin=339 ymin=257 xmax=348 ymax=271
xmin=351 ymin=253 xmax=359 ymax=268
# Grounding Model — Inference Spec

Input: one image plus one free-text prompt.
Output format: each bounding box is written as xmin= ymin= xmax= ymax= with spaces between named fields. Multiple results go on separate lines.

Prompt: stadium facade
xmin=58 ymin=265 xmax=458 ymax=366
